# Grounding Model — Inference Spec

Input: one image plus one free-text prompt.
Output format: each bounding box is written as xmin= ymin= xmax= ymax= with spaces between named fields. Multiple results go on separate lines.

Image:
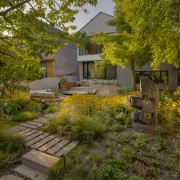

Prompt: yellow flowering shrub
xmin=60 ymin=94 xmax=134 ymax=123
xmin=159 ymin=101 xmax=180 ymax=123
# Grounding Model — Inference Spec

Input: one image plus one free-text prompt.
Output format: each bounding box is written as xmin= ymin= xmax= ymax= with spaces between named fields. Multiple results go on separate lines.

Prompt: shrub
xmin=45 ymin=104 xmax=60 ymax=114
xmin=0 ymin=131 xmax=24 ymax=153
xmin=0 ymin=98 xmax=42 ymax=115
xmin=44 ymin=117 xmax=63 ymax=135
xmin=69 ymin=115 xmax=109 ymax=142
xmin=117 ymin=87 xmax=132 ymax=96
xmin=98 ymin=159 xmax=128 ymax=180
xmin=12 ymin=111 xmax=39 ymax=122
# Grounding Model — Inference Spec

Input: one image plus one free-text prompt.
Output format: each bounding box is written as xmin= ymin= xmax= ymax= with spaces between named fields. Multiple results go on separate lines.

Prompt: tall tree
xmin=117 ymin=0 xmax=180 ymax=69
xmin=92 ymin=1 xmax=151 ymax=90
xmin=0 ymin=0 xmax=97 ymax=95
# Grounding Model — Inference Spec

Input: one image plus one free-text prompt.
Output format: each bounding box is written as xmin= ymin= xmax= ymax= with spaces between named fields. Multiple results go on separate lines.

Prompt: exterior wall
xmin=54 ymin=46 xmax=78 ymax=80
xmin=41 ymin=45 xmax=78 ymax=81
xmin=80 ymin=12 xmax=116 ymax=36
xmin=77 ymin=12 xmax=116 ymax=80
xmin=117 ymin=63 xmax=178 ymax=89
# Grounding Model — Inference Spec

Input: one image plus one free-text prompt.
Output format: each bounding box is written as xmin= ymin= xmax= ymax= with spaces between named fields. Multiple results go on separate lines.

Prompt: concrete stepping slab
xmin=15 ymin=164 xmax=48 ymax=180
xmin=25 ymin=131 xmax=44 ymax=141
xmin=44 ymin=114 xmax=56 ymax=118
xmin=25 ymin=121 xmax=44 ymax=127
xmin=46 ymin=139 xmax=69 ymax=155
xmin=55 ymin=141 xmax=79 ymax=157
xmin=33 ymin=117 xmax=49 ymax=124
xmin=19 ymin=123 xmax=38 ymax=129
xmin=38 ymin=137 xmax=64 ymax=152
xmin=17 ymin=128 xmax=32 ymax=135
xmin=22 ymin=129 xmax=38 ymax=138
xmin=22 ymin=150 xmax=59 ymax=175
xmin=25 ymin=133 xmax=49 ymax=146
xmin=8 ymin=125 xmax=26 ymax=133
xmin=0 ymin=175 xmax=23 ymax=180
xmin=31 ymin=135 xmax=55 ymax=149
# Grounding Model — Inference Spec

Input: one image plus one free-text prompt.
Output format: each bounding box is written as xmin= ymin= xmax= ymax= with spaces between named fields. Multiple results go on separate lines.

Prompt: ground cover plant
xmin=46 ymin=89 xmax=180 ymax=179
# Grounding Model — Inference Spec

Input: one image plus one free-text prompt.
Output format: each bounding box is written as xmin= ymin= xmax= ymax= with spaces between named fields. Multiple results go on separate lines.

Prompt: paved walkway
xmin=1 ymin=113 xmax=79 ymax=180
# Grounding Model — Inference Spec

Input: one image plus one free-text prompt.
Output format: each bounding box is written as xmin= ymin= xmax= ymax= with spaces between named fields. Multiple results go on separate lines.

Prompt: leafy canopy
xmin=0 ymin=0 xmax=97 ymax=95
xmin=119 ymin=0 xmax=180 ymax=69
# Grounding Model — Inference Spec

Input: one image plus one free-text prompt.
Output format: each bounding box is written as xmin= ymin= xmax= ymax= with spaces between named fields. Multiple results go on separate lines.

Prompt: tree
xmin=0 ymin=0 xmax=97 ymax=95
xmin=116 ymin=0 xmax=180 ymax=69
xmin=91 ymin=0 xmax=151 ymax=90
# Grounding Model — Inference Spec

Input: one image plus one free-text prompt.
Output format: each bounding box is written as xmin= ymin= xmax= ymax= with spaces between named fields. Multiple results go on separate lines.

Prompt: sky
xmin=74 ymin=0 xmax=115 ymax=31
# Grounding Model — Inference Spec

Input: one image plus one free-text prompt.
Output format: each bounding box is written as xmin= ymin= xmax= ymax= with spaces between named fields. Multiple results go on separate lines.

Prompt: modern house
xmin=77 ymin=12 xmax=179 ymax=89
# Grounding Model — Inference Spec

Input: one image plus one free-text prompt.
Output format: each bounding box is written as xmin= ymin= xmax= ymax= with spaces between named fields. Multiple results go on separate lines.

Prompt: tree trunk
xmin=131 ymin=62 xmax=136 ymax=91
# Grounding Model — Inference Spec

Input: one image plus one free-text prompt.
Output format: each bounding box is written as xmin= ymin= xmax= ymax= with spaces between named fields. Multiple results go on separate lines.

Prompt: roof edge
xmin=78 ymin=12 xmax=114 ymax=32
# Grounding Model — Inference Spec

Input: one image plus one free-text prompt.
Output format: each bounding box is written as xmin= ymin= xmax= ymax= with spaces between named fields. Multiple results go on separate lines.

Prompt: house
xmin=41 ymin=43 xmax=78 ymax=81
xmin=77 ymin=12 xmax=179 ymax=89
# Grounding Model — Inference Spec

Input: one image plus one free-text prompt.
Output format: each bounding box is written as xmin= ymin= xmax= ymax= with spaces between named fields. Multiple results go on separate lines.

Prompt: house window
xmin=83 ymin=62 xmax=96 ymax=79
xmin=40 ymin=62 xmax=48 ymax=78
xmin=104 ymin=66 xmax=117 ymax=80
xmin=79 ymin=37 xmax=103 ymax=56
xmin=135 ymin=71 xmax=168 ymax=84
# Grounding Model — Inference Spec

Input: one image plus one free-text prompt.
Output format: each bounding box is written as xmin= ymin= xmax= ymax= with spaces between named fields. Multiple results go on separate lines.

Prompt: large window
xmin=79 ymin=37 xmax=103 ymax=56
xmin=136 ymin=71 xmax=168 ymax=84
xmin=83 ymin=62 xmax=96 ymax=79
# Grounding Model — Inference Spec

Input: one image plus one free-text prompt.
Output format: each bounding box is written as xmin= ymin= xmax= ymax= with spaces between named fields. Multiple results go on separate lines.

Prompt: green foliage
xmin=121 ymin=147 xmax=135 ymax=164
xmin=132 ymin=133 xmax=148 ymax=150
xmin=45 ymin=104 xmax=60 ymax=114
xmin=12 ymin=111 xmax=39 ymax=122
xmin=0 ymin=98 xmax=42 ymax=115
xmin=0 ymin=0 xmax=97 ymax=95
xmin=44 ymin=117 xmax=63 ymax=135
xmin=0 ymin=131 xmax=24 ymax=153
xmin=154 ymin=123 xmax=174 ymax=137
xmin=117 ymin=87 xmax=132 ymax=96
xmin=117 ymin=0 xmax=179 ymax=68
xmin=98 ymin=159 xmax=128 ymax=180
xmin=59 ymin=77 xmax=68 ymax=84
xmin=64 ymin=115 xmax=109 ymax=143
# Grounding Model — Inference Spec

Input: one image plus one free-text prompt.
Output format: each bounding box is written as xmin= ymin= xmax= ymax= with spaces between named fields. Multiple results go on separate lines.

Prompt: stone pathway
xmin=1 ymin=113 xmax=79 ymax=180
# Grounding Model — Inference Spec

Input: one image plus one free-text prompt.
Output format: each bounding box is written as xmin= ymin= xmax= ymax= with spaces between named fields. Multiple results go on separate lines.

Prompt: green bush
xmin=0 ymin=131 xmax=25 ymax=153
xmin=12 ymin=111 xmax=39 ymax=122
xmin=98 ymin=159 xmax=128 ymax=180
xmin=44 ymin=117 xmax=63 ymax=135
xmin=117 ymin=87 xmax=132 ymax=96
xmin=45 ymin=104 xmax=60 ymax=114
xmin=67 ymin=115 xmax=109 ymax=143
xmin=0 ymin=98 xmax=42 ymax=115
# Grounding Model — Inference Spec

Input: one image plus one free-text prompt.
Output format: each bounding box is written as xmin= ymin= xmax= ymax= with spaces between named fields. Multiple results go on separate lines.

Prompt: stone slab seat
xmin=63 ymin=90 xmax=89 ymax=95
xmin=0 ymin=175 xmax=23 ymax=180
xmin=21 ymin=150 xmax=59 ymax=175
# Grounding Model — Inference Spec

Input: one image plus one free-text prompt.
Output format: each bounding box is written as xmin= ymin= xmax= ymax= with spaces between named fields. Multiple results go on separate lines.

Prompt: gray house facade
xmin=78 ymin=12 xmax=179 ymax=89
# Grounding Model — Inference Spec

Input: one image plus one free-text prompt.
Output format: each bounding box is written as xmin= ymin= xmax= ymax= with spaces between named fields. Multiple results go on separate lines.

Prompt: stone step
xmin=25 ymin=121 xmax=44 ymax=127
xmin=38 ymin=137 xmax=64 ymax=152
xmin=0 ymin=175 xmax=23 ymax=180
xmin=22 ymin=150 xmax=59 ymax=175
xmin=33 ymin=117 xmax=49 ymax=124
xmin=8 ymin=125 xmax=26 ymax=133
xmin=20 ymin=129 xmax=38 ymax=138
xmin=46 ymin=139 xmax=69 ymax=155
xmin=25 ymin=131 xmax=44 ymax=141
xmin=19 ymin=123 xmax=38 ymax=129
xmin=31 ymin=135 xmax=55 ymax=149
xmin=17 ymin=128 xmax=32 ymax=135
xmin=15 ymin=164 xmax=48 ymax=180
xmin=55 ymin=141 xmax=79 ymax=157
xmin=25 ymin=133 xmax=49 ymax=146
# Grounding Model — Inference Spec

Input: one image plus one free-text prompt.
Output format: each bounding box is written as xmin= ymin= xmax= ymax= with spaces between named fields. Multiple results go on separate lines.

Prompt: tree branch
xmin=0 ymin=0 xmax=31 ymax=16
